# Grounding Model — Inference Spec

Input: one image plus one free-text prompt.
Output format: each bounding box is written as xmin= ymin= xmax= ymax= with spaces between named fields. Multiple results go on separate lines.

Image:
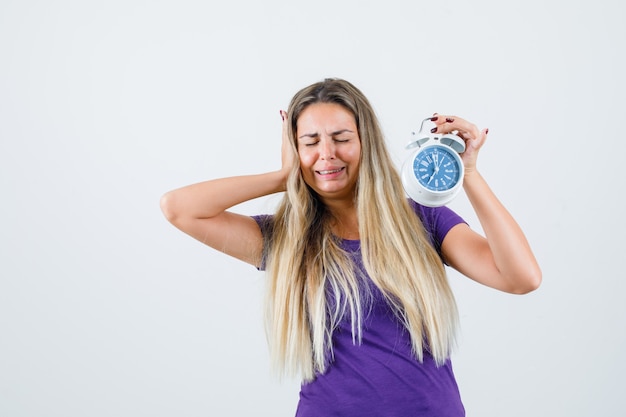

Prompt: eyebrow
xmin=297 ymin=129 xmax=355 ymax=140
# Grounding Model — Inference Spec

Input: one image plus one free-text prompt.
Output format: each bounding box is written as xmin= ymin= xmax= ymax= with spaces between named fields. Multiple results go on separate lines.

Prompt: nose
xmin=319 ymin=138 xmax=335 ymax=160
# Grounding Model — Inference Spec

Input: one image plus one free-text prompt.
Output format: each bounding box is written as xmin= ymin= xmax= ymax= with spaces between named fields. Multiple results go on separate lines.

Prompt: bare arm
xmin=160 ymin=171 xmax=285 ymax=267
xmin=434 ymin=115 xmax=542 ymax=294
xmin=160 ymin=111 xmax=293 ymax=267
xmin=443 ymin=170 xmax=542 ymax=294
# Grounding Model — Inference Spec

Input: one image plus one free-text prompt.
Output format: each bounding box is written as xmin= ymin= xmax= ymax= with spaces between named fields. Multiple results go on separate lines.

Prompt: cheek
xmin=297 ymin=149 xmax=316 ymax=168
xmin=343 ymin=146 xmax=361 ymax=163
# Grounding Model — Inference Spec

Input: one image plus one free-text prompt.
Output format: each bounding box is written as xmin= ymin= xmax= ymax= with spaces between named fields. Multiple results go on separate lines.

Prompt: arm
xmin=433 ymin=115 xmax=542 ymax=294
xmin=160 ymin=111 xmax=292 ymax=267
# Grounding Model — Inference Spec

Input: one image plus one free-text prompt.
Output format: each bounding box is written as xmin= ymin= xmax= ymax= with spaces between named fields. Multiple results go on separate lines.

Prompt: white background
xmin=1 ymin=0 xmax=625 ymax=416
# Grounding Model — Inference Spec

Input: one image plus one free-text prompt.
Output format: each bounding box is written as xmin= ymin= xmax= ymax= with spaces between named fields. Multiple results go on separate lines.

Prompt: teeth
xmin=319 ymin=168 xmax=343 ymax=175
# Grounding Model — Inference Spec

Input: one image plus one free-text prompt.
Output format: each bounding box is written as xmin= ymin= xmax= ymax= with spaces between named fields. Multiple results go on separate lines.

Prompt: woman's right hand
xmin=160 ymin=112 xmax=296 ymax=266
xmin=279 ymin=110 xmax=296 ymax=189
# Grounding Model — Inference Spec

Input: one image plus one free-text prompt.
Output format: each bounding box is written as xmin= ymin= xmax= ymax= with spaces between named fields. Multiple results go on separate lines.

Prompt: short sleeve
xmin=408 ymin=199 xmax=466 ymax=260
xmin=251 ymin=214 xmax=274 ymax=271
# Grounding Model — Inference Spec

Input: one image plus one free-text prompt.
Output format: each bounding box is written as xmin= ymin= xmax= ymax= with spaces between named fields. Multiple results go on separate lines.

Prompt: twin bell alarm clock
xmin=401 ymin=116 xmax=466 ymax=207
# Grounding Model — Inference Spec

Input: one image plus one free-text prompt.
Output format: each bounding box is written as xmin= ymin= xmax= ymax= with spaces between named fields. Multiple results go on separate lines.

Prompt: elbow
xmin=510 ymin=266 xmax=542 ymax=295
xmin=160 ymin=191 xmax=180 ymax=224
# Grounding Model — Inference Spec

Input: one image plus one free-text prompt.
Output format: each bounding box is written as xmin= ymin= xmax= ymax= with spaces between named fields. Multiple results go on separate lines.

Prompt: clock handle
xmin=406 ymin=116 xmax=437 ymax=149
xmin=406 ymin=117 xmax=465 ymax=154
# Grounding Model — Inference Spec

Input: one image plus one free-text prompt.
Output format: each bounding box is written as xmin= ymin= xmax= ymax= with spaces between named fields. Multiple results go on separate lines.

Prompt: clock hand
xmin=437 ymin=153 xmax=445 ymax=170
xmin=427 ymin=154 xmax=439 ymax=184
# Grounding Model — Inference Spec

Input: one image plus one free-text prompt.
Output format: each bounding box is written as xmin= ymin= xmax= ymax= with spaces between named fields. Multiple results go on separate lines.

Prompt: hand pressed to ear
xmin=279 ymin=110 xmax=296 ymax=186
xmin=430 ymin=114 xmax=489 ymax=175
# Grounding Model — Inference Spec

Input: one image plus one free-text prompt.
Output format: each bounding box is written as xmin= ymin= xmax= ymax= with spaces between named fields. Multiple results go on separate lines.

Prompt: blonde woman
xmin=160 ymin=78 xmax=541 ymax=416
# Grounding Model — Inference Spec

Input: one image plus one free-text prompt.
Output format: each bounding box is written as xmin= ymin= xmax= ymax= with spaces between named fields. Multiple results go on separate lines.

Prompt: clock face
xmin=412 ymin=144 xmax=462 ymax=191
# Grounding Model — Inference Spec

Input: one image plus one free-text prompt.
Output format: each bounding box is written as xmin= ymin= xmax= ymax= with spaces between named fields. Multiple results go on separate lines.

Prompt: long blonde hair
xmin=263 ymin=78 xmax=458 ymax=381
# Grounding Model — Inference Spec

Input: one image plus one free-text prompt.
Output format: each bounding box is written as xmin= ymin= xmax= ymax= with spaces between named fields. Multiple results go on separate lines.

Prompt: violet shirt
xmin=254 ymin=201 xmax=466 ymax=417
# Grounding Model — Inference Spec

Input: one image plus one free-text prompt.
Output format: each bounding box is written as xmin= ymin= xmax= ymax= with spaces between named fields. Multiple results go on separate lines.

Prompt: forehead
xmin=296 ymin=103 xmax=356 ymax=133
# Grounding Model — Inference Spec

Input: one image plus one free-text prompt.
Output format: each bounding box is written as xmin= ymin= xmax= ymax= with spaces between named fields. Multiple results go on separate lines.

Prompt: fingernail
xmin=446 ymin=118 xmax=454 ymax=123
xmin=431 ymin=127 xmax=437 ymax=133
xmin=485 ymin=128 xmax=489 ymax=134
xmin=430 ymin=116 xmax=439 ymax=121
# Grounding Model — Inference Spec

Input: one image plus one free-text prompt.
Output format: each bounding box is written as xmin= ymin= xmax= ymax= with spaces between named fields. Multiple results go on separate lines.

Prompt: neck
xmin=324 ymin=198 xmax=359 ymax=240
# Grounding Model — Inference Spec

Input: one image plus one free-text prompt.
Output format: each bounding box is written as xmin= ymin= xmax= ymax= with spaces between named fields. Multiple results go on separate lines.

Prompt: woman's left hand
xmin=431 ymin=114 xmax=488 ymax=176
xmin=433 ymin=114 xmax=542 ymax=294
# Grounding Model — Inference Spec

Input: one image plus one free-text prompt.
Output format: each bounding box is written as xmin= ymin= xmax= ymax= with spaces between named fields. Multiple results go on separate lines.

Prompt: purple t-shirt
xmin=253 ymin=201 xmax=466 ymax=417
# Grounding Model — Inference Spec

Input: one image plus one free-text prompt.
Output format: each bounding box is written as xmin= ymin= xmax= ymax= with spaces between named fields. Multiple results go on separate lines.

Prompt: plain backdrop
xmin=1 ymin=0 xmax=625 ymax=416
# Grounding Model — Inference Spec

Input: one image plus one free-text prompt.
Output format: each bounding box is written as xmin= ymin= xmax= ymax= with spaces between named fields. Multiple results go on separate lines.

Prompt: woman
xmin=160 ymin=78 xmax=541 ymax=416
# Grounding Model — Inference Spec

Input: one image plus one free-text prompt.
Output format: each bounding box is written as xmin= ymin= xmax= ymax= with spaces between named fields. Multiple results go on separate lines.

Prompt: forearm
xmin=463 ymin=170 xmax=542 ymax=291
xmin=161 ymin=170 xmax=286 ymax=222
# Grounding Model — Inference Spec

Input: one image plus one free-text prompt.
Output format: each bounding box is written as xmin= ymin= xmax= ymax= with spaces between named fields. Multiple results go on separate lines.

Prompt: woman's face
xmin=296 ymin=102 xmax=361 ymax=202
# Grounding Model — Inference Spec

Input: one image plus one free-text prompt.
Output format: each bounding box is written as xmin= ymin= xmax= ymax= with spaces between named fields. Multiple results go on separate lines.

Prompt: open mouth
xmin=316 ymin=167 xmax=345 ymax=175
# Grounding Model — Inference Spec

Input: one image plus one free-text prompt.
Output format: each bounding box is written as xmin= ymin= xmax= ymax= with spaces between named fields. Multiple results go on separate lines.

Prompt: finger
xmin=280 ymin=109 xmax=298 ymax=166
xmin=465 ymin=128 xmax=489 ymax=155
xmin=437 ymin=116 xmax=479 ymax=138
xmin=431 ymin=114 xmax=480 ymax=139
xmin=476 ymin=127 xmax=489 ymax=147
xmin=280 ymin=110 xmax=289 ymax=140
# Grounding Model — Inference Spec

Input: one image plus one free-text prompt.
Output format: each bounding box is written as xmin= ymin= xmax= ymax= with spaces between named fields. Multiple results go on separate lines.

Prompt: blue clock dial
xmin=412 ymin=145 xmax=462 ymax=191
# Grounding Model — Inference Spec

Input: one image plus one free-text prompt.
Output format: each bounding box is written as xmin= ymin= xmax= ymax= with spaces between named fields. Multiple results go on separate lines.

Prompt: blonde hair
xmin=263 ymin=79 xmax=458 ymax=381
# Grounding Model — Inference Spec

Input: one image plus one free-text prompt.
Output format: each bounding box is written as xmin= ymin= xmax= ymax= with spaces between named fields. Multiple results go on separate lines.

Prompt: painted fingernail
xmin=431 ymin=127 xmax=437 ymax=133
xmin=485 ymin=128 xmax=489 ymax=134
xmin=430 ymin=116 xmax=439 ymax=121
xmin=446 ymin=117 xmax=454 ymax=123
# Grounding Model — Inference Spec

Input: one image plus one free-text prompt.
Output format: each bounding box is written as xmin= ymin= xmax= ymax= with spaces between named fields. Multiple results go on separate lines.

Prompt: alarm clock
xmin=401 ymin=117 xmax=466 ymax=207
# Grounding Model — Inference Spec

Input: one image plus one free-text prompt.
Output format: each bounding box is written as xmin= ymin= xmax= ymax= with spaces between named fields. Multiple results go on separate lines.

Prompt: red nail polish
xmin=431 ymin=127 xmax=437 ymax=133
xmin=485 ymin=128 xmax=489 ymax=134
xmin=430 ymin=116 xmax=439 ymax=121
xmin=445 ymin=118 xmax=454 ymax=123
